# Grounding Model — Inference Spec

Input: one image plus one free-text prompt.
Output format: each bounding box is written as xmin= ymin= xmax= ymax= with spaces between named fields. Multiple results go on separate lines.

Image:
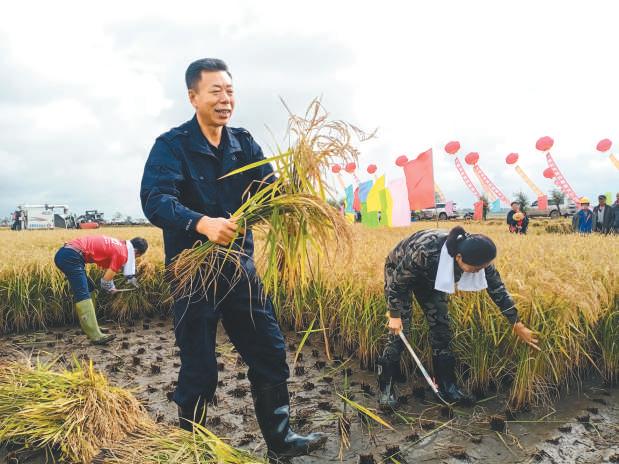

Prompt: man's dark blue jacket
xmin=140 ymin=115 xmax=273 ymax=265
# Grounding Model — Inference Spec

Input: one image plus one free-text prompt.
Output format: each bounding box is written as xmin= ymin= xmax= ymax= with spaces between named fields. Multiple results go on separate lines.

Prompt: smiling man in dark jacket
xmin=140 ymin=58 xmax=326 ymax=460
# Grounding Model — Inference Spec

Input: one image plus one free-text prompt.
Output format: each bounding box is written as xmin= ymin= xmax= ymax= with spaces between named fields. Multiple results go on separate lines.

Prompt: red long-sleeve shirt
xmin=68 ymin=235 xmax=128 ymax=272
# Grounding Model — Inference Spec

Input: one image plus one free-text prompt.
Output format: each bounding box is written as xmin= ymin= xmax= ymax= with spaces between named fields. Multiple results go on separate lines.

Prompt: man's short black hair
xmin=511 ymin=201 xmax=520 ymax=206
xmin=598 ymin=194 xmax=606 ymax=199
xmin=185 ymin=58 xmax=231 ymax=90
xmin=131 ymin=237 xmax=148 ymax=255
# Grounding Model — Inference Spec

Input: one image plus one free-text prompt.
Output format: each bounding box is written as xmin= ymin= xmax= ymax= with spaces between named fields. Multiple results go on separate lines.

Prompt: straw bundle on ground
xmin=0 ymin=359 xmax=266 ymax=463
xmin=99 ymin=423 xmax=266 ymax=464
xmin=0 ymin=359 xmax=149 ymax=463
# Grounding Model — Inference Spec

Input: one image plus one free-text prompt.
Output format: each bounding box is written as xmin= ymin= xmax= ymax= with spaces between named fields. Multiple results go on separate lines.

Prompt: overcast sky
xmin=1 ymin=1 xmax=617 ymax=219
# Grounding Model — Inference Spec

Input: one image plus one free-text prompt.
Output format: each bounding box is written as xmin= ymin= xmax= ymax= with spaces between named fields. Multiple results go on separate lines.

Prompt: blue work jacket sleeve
xmin=247 ymin=137 xmax=277 ymax=193
xmin=140 ymin=138 xmax=203 ymax=232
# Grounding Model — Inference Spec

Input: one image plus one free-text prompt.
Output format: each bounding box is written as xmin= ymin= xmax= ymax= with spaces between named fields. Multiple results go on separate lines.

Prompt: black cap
xmin=598 ymin=194 xmax=606 ymax=199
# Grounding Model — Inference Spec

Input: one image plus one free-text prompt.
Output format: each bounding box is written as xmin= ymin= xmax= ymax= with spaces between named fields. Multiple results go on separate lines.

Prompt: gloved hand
xmin=127 ymin=276 xmax=139 ymax=288
xmin=100 ymin=278 xmax=117 ymax=293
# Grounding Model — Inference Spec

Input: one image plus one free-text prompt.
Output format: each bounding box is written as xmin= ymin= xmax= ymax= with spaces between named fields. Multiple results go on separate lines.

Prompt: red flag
xmin=402 ymin=149 xmax=435 ymax=210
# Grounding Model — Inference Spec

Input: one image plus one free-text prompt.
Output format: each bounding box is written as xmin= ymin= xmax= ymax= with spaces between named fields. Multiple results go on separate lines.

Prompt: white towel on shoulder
xmin=434 ymin=242 xmax=487 ymax=294
xmin=123 ymin=240 xmax=136 ymax=277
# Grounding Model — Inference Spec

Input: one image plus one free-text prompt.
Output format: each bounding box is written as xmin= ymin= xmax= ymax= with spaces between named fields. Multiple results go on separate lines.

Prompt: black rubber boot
xmin=376 ymin=357 xmax=398 ymax=410
xmin=178 ymin=399 xmax=208 ymax=432
xmin=251 ymin=382 xmax=327 ymax=461
xmin=433 ymin=355 xmax=475 ymax=406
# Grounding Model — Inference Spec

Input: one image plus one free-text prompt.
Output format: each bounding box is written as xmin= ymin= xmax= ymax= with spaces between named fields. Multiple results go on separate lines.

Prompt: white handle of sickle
xmin=398 ymin=331 xmax=440 ymax=396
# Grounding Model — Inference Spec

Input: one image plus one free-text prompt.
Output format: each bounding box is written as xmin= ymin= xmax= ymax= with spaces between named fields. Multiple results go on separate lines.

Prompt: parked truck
xmin=527 ymin=199 xmax=577 ymax=218
xmin=17 ymin=204 xmax=72 ymax=230
xmin=417 ymin=202 xmax=460 ymax=220
xmin=13 ymin=205 xmax=104 ymax=230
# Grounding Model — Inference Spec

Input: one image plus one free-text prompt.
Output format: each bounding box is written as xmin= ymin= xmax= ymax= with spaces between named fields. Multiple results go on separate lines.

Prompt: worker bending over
xmin=377 ymin=226 xmax=539 ymax=409
xmin=54 ymin=235 xmax=148 ymax=344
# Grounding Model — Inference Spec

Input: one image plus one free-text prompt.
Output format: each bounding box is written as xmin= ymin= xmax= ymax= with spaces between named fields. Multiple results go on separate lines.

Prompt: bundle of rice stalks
xmin=597 ymin=304 xmax=619 ymax=385
xmin=171 ymin=99 xmax=371 ymax=303
xmin=0 ymin=359 xmax=149 ymax=463
xmin=544 ymin=223 xmax=573 ymax=234
xmin=171 ymin=189 xmax=350 ymax=298
xmin=104 ymin=263 xmax=170 ymax=321
xmin=99 ymin=422 xmax=266 ymax=464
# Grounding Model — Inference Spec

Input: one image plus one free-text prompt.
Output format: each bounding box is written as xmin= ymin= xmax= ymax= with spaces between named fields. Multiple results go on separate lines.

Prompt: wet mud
xmin=1 ymin=316 xmax=617 ymax=463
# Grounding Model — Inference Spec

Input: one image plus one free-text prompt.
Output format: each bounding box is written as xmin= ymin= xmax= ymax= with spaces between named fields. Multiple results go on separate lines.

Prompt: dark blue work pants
xmin=172 ymin=261 xmax=289 ymax=410
xmin=54 ymin=247 xmax=95 ymax=303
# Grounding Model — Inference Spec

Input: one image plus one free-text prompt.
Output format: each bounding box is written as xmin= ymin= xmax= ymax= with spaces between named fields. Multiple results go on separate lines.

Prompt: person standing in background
xmin=507 ymin=202 xmax=529 ymax=234
xmin=592 ymin=194 xmax=614 ymax=234
xmin=612 ymin=192 xmax=619 ymax=234
xmin=572 ymin=198 xmax=593 ymax=234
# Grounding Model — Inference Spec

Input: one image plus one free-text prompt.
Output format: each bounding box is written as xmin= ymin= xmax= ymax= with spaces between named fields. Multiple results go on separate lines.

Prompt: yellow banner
xmin=515 ymin=166 xmax=544 ymax=196
xmin=366 ymin=175 xmax=385 ymax=212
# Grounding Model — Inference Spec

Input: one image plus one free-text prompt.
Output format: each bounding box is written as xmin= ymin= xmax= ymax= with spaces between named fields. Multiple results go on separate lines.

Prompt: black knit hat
xmin=457 ymin=234 xmax=497 ymax=266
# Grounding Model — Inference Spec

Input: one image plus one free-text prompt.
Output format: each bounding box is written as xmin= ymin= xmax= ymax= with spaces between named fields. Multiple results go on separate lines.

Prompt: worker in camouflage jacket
xmin=377 ymin=226 xmax=539 ymax=409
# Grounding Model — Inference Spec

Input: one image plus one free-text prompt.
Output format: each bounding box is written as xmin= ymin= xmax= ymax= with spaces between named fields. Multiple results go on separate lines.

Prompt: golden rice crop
xmin=268 ymin=223 xmax=619 ymax=408
xmin=0 ymin=219 xmax=617 ymax=408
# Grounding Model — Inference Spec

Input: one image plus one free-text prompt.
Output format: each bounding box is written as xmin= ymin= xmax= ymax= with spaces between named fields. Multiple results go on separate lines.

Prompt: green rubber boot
xmin=89 ymin=292 xmax=109 ymax=334
xmin=75 ymin=299 xmax=115 ymax=345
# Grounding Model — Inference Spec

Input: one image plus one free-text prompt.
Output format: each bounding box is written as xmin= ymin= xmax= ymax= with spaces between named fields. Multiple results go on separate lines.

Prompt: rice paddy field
xmin=1 ymin=222 xmax=618 ymax=463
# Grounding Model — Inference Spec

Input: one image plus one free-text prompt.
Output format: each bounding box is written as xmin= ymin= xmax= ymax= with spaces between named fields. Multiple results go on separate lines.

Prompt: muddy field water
xmin=1 ymin=317 xmax=617 ymax=464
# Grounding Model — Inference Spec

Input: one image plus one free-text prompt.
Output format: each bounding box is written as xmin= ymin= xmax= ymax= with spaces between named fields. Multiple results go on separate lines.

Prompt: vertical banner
xmin=537 ymin=195 xmax=548 ymax=210
xmin=379 ymin=188 xmax=393 ymax=227
xmin=546 ymin=153 xmax=579 ymax=204
xmin=514 ymin=165 xmax=544 ymax=197
xmin=490 ymin=198 xmax=501 ymax=213
xmin=387 ymin=178 xmax=412 ymax=227
xmin=358 ymin=180 xmax=374 ymax=204
xmin=455 ymin=158 xmax=482 ymax=198
xmin=473 ymin=201 xmax=484 ymax=220
xmin=472 ymin=165 xmax=510 ymax=205
xmin=473 ymin=169 xmax=497 ymax=202
xmin=361 ymin=203 xmax=380 ymax=228
xmin=353 ymin=187 xmax=361 ymax=212
xmin=366 ymin=175 xmax=385 ymax=212
xmin=345 ymin=185 xmax=354 ymax=213
xmin=402 ymin=149 xmax=436 ymax=210
xmin=445 ymin=201 xmax=454 ymax=216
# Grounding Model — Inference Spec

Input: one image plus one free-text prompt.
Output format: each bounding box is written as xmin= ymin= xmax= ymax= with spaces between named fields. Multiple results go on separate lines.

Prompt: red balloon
xmin=395 ymin=155 xmax=409 ymax=167
xmin=344 ymin=162 xmax=356 ymax=173
xmin=331 ymin=165 xmax=341 ymax=174
xmin=464 ymin=152 xmax=479 ymax=165
xmin=536 ymin=136 xmax=554 ymax=152
xmin=543 ymin=167 xmax=555 ymax=179
xmin=445 ymin=141 xmax=461 ymax=155
xmin=596 ymin=138 xmax=612 ymax=152
xmin=367 ymin=164 xmax=377 ymax=174
xmin=505 ymin=153 xmax=519 ymax=165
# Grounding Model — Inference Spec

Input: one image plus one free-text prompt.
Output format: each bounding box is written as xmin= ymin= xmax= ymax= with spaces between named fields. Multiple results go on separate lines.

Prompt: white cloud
xmin=0 ymin=0 xmax=617 ymax=220
xmin=30 ymin=99 xmax=99 ymax=133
